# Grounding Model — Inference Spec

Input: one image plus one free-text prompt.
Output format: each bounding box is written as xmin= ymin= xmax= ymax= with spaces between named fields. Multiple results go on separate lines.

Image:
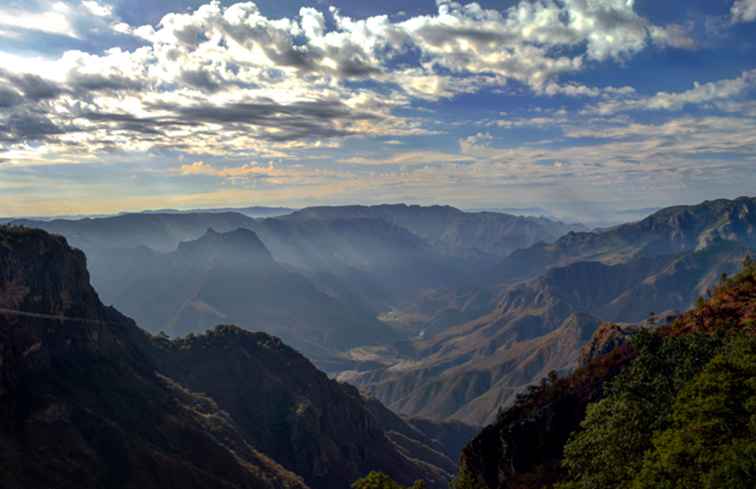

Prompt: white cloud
xmin=0 ymin=2 xmax=78 ymax=38
xmin=0 ymin=0 xmax=716 ymax=167
xmin=732 ymin=0 xmax=756 ymax=23
xmin=589 ymin=69 xmax=756 ymax=114
xmin=338 ymin=150 xmax=475 ymax=166
xmin=82 ymin=1 xmax=113 ymax=18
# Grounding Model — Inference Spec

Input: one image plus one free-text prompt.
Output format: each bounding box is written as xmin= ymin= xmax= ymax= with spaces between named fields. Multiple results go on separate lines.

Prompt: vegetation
xmin=455 ymin=256 xmax=756 ymax=489
xmin=556 ymin=256 xmax=756 ymax=489
xmin=351 ymin=471 xmax=426 ymax=489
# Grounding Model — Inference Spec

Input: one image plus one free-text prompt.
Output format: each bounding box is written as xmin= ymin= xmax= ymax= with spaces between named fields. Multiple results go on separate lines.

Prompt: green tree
xmin=351 ymin=472 xmax=426 ymax=489
xmin=556 ymin=331 xmax=722 ymax=489
xmin=633 ymin=334 xmax=756 ymax=489
xmin=452 ymin=465 xmax=487 ymax=489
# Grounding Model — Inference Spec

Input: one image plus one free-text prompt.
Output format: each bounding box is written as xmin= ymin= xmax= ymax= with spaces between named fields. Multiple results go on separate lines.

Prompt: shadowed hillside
xmin=455 ymin=255 xmax=756 ymax=489
xmin=0 ymin=225 xmax=461 ymax=489
xmin=350 ymin=198 xmax=756 ymax=426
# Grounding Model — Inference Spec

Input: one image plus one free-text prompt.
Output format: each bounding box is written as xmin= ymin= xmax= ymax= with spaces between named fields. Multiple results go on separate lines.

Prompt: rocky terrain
xmin=455 ymin=255 xmax=756 ymax=489
xmin=348 ymin=198 xmax=756 ymax=426
xmin=91 ymin=227 xmax=397 ymax=365
xmin=0 ymin=225 xmax=462 ymax=489
xmin=285 ymin=204 xmax=584 ymax=260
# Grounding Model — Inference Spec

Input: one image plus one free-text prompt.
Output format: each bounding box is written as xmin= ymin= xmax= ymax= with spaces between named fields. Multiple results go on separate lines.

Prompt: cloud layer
xmin=0 ymin=0 xmax=754 ymax=219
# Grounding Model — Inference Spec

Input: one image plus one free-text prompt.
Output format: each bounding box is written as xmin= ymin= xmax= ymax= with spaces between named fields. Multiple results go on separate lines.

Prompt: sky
xmin=0 ymin=0 xmax=755 ymax=222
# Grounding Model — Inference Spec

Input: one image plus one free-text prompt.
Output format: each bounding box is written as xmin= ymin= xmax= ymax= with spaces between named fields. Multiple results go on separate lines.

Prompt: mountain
xmin=11 ymin=204 xmax=585 ymax=346
xmin=245 ymin=216 xmax=478 ymax=316
xmin=349 ymin=197 xmax=756 ymax=426
xmin=497 ymin=196 xmax=756 ymax=282
xmin=0 ymin=225 xmax=461 ymax=489
xmin=91 ymin=228 xmax=398 ymax=366
xmin=455 ymin=256 xmax=756 ymax=489
xmin=12 ymin=211 xmax=258 ymax=252
xmin=286 ymin=204 xmax=584 ymax=260
xmin=0 ymin=226 xmax=309 ymax=489
xmin=138 ymin=206 xmax=295 ymax=218
xmin=145 ymin=326 xmax=455 ymax=489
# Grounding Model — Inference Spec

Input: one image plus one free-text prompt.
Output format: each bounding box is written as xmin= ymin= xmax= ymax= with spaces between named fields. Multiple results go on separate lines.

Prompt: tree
xmin=556 ymin=331 xmax=722 ymax=489
xmin=452 ymin=465 xmax=487 ymax=489
xmin=352 ymin=472 xmax=426 ymax=489
xmin=633 ymin=334 xmax=756 ymax=489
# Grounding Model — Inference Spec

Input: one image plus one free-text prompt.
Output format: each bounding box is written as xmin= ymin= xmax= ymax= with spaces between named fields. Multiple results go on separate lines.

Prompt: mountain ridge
xmin=0 ymin=225 xmax=460 ymax=489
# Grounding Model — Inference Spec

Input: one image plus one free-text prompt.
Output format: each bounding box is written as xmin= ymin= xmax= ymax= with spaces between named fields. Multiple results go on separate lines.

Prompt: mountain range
xmin=0 ymin=225 xmax=475 ymax=489
xmin=347 ymin=197 xmax=756 ymax=425
xmin=3 ymin=196 xmax=756 ymax=488
xmin=455 ymin=253 xmax=756 ymax=489
xmin=11 ymin=205 xmax=582 ymax=368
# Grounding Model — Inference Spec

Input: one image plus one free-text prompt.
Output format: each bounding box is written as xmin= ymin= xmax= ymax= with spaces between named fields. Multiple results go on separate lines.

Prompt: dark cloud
xmin=180 ymin=69 xmax=222 ymax=92
xmin=337 ymin=56 xmax=383 ymax=78
xmin=141 ymin=98 xmax=379 ymax=141
xmin=67 ymin=72 xmax=146 ymax=94
xmin=0 ymin=112 xmax=68 ymax=142
xmin=0 ymin=71 xmax=65 ymax=101
xmin=0 ymin=87 xmax=23 ymax=108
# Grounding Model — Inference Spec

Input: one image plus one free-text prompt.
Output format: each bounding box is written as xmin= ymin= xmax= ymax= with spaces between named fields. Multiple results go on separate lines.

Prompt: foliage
xmin=633 ymin=334 xmax=756 ymax=489
xmin=351 ymin=472 xmax=426 ymax=489
xmin=556 ymin=332 xmax=722 ymax=489
xmin=451 ymin=465 xmax=487 ymax=489
xmin=555 ymin=257 xmax=756 ymax=489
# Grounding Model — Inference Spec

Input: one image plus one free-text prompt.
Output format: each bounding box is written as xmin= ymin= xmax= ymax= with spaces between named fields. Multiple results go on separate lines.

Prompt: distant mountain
xmin=14 ymin=204 xmax=576 ymax=326
xmin=287 ymin=204 xmax=584 ymax=260
xmin=92 ymin=228 xmax=398 ymax=364
xmin=496 ymin=196 xmax=756 ymax=282
xmin=350 ymin=197 xmax=756 ymax=425
xmin=0 ymin=225 xmax=463 ymax=489
xmin=9 ymin=204 xmax=589 ymax=375
xmin=138 ymin=206 xmax=295 ymax=218
xmin=13 ymin=211 xmax=258 ymax=251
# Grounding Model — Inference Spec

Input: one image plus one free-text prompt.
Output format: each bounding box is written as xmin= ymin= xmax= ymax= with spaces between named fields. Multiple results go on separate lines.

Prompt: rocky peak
xmin=175 ymin=227 xmax=273 ymax=266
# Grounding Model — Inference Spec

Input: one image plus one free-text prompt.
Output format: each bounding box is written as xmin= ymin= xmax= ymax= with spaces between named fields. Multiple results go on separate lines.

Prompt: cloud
xmin=0 ymin=0 xmax=723 ymax=168
xmin=0 ymin=2 xmax=78 ymax=38
xmin=180 ymin=161 xmax=280 ymax=177
xmin=589 ymin=69 xmax=756 ymax=114
xmin=338 ymin=150 xmax=474 ymax=166
xmin=178 ymin=160 xmax=346 ymax=186
xmin=81 ymin=1 xmax=113 ymax=18
xmin=732 ymin=0 xmax=756 ymax=23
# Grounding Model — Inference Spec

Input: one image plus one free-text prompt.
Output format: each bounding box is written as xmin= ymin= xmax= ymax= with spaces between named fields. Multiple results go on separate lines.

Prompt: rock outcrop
xmin=0 ymin=225 xmax=456 ymax=489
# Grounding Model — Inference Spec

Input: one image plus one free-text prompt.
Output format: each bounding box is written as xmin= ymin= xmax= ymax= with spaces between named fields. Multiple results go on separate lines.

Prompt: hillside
xmin=0 ymin=225 xmax=458 ymax=489
xmin=455 ymin=256 xmax=756 ymax=489
xmin=350 ymin=198 xmax=756 ymax=426
xmin=0 ymin=226 xmax=309 ymax=489
xmin=287 ymin=204 xmax=584 ymax=260
xmin=93 ymin=228 xmax=397 ymax=364
xmin=497 ymin=196 xmax=756 ymax=281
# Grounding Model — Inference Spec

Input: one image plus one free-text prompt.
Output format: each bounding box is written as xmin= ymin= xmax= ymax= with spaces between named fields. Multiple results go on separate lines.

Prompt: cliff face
xmin=352 ymin=199 xmax=755 ymax=427
xmin=456 ymin=257 xmax=756 ymax=489
xmin=498 ymin=196 xmax=756 ymax=282
xmin=89 ymin=227 xmax=398 ymax=366
xmin=0 ymin=226 xmax=455 ymax=489
xmin=0 ymin=226 xmax=308 ymax=489
xmin=146 ymin=325 xmax=453 ymax=489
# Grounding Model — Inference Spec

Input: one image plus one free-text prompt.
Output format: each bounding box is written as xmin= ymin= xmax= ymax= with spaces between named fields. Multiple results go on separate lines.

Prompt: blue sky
xmin=0 ymin=0 xmax=755 ymax=222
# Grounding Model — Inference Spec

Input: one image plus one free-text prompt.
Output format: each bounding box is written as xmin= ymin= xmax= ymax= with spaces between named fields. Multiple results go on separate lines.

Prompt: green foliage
xmin=556 ymin=331 xmax=723 ymax=489
xmin=351 ymin=472 xmax=426 ymax=489
xmin=633 ymin=334 xmax=756 ymax=489
xmin=452 ymin=465 xmax=487 ymax=489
